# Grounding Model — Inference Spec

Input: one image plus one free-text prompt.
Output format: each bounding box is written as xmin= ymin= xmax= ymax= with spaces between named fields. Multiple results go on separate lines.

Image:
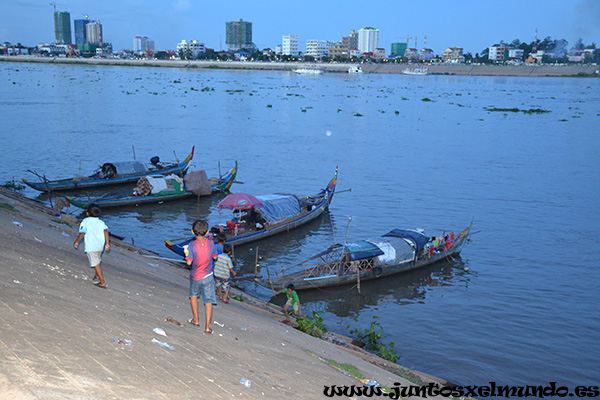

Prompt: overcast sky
xmin=2 ymin=0 xmax=599 ymax=54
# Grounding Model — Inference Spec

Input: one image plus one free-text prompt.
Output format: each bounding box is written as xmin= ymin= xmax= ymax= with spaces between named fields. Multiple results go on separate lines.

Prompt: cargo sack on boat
xmin=184 ymin=170 xmax=211 ymax=196
xmin=135 ymin=177 xmax=153 ymax=196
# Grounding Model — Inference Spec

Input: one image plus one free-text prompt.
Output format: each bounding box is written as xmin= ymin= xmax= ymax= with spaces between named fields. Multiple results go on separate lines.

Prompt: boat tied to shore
xmin=23 ymin=147 xmax=195 ymax=192
xmin=165 ymin=167 xmax=339 ymax=256
xmin=348 ymin=66 xmax=364 ymax=74
xmin=262 ymin=221 xmax=472 ymax=292
xmin=66 ymin=161 xmax=237 ymax=209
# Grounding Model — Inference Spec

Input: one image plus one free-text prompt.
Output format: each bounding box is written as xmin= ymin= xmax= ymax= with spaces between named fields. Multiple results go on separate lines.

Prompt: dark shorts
xmin=189 ymin=274 xmax=217 ymax=304
xmin=215 ymin=277 xmax=231 ymax=292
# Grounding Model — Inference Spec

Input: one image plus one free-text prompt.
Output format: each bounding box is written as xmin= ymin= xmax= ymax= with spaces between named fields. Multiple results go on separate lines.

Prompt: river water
xmin=1 ymin=62 xmax=598 ymax=388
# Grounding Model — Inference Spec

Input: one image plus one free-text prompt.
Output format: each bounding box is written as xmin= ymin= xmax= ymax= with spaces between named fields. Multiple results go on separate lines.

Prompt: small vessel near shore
xmin=66 ymin=162 xmax=237 ymax=209
xmin=292 ymin=67 xmax=323 ymax=75
xmin=165 ymin=167 xmax=338 ymax=256
xmin=402 ymin=67 xmax=430 ymax=76
xmin=348 ymin=66 xmax=364 ymax=74
xmin=263 ymin=221 xmax=472 ymax=291
xmin=23 ymin=147 xmax=195 ymax=192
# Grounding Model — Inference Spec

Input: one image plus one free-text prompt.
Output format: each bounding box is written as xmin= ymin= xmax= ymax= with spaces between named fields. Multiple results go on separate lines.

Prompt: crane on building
xmin=50 ymin=2 xmax=67 ymax=13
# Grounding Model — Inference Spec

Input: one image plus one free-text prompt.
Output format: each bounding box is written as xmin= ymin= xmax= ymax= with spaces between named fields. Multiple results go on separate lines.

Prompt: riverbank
xmin=0 ymin=186 xmax=453 ymax=399
xmin=1 ymin=55 xmax=598 ymax=77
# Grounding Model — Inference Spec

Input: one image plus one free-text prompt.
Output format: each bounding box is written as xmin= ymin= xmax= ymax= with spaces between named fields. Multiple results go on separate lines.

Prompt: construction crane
xmin=50 ymin=2 xmax=67 ymax=13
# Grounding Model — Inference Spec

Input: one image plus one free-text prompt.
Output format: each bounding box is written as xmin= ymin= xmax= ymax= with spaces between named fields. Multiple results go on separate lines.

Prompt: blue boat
xmin=23 ymin=147 xmax=195 ymax=192
xmin=165 ymin=167 xmax=338 ymax=256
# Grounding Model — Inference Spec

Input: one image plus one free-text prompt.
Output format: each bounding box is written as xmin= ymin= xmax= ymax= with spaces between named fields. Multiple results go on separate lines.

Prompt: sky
xmin=2 ymin=0 xmax=600 ymax=54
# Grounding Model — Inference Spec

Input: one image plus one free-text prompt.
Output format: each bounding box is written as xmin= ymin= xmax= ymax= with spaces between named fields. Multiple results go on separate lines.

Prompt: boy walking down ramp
xmin=73 ymin=203 xmax=110 ymax=289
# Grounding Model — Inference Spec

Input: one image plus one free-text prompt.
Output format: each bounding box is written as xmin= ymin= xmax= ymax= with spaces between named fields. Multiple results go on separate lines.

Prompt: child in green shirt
xmin=274 ymin=283 xmax=302 ymax=323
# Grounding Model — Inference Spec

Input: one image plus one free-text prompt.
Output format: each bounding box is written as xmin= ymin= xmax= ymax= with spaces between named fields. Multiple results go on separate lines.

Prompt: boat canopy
xmin=383 ymin=229 xmax=429 ymax=253
xmin=369 ymin=237 xmax=416 ymax=265
xmin=344 ymin=241 xmax=384 ymax=261
xmin=255 ymin=194 xmax=300 ymax=224
xmin=110 ymin=161 xmax=150 ymax=174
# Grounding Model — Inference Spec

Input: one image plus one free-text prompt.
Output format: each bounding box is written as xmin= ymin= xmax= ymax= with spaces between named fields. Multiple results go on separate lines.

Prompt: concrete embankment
xmin=0 ymin=187 xmax=451 ymax=399
xmin=2 ymin=55 xmax=598 ymax=77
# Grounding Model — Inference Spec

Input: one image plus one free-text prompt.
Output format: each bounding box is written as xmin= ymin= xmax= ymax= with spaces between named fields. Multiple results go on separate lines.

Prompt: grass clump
xmin=0 ymin=202 xmax=19 ymax=213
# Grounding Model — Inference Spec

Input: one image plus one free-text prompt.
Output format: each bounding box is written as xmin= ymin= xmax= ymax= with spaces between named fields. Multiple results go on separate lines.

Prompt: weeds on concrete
xmin=347 ymin=316 xmax=399 ymax=363
xmin=2 ymin=180 xmax=25 ymax=191
xmin=295 ymin=312 xmax=327 ymax=338
xmin=0 ymin=202 xmax=18 ymax=213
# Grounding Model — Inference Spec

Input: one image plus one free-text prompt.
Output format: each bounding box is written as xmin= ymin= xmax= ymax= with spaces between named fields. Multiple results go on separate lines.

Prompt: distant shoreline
xmin=1 ymin=55 xmax=598 ymax=77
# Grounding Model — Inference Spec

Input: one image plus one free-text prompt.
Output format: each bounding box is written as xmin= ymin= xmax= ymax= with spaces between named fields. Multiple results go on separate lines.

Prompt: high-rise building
xmin=86 ymin=21 xmax=103 ymax=45
xmin=134 ymin=36 xmax=155 ymax=53
xmin=54 ymin=11 xmax=72 ymax=45
xmin=226 ymin=19 xmax=254 ymax=52
xmin=74 ymin=19 xmax=90 ymax=45
xmin=391 ymin=42 xmax=407 ymax=57
xmin=358 ymin=27 xmax=379 ymax=54
xmin=306 ymin=40 xmax=331 ymax=58
xmin=282 ymin=35 xmax=299 ymax=56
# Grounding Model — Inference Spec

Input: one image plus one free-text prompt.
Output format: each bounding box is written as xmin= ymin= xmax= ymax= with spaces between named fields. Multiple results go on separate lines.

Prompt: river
xmin=1 ymin=61 xmax=598 ymax=388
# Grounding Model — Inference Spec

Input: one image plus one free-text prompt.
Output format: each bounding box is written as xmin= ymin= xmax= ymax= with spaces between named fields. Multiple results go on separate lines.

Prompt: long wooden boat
xmin=263 ymin=221 xmax=472 ymax=291
xmin=23 ymin=147 xmax=195 ymax=192
xmin=165 ymin=167 xmax=338 ymax=256
xmin=66 ymin=162 xmax=237 ymax=209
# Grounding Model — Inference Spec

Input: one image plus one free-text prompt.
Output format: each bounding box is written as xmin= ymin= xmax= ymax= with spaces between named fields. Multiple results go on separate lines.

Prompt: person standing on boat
xmin=73 ymin=204 xmax=110 ymax=289
xmin=185 ymin=220 xmax=218 ymax=334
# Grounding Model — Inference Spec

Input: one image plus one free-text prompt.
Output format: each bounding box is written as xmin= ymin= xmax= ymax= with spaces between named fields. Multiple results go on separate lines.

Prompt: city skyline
xmin=2 ymin=0 xmax=600 ymax=54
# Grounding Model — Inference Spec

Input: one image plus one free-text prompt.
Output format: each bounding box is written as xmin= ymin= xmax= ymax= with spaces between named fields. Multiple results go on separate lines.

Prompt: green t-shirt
xmin=285 ymin=290 xmax=299 ymax=305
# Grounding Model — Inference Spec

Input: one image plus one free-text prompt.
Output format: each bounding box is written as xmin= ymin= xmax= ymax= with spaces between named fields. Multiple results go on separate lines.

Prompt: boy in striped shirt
xmin=214 ymin=244 xmax=236 ymax=303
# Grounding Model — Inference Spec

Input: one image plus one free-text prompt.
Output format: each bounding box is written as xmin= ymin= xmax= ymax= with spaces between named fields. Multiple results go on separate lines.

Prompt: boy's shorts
xmin=86 ymin=252 xmax=102 ymax=268
xmin=215 ymin=277 xmax=231 ymax=292
xmin=189 ymin=274 xmax=217 ymax=304
xmin=286 ymin=298 xmax=300 ymax=313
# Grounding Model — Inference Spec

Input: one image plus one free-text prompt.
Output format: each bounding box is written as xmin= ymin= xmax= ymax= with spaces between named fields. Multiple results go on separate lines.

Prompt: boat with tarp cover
xmin=165 ymin=167 xmax=338 ymax=256
xmin=262 ymin=221 xmax=472 ymax=291
xmin=66 ymin=162 xmax=237 ymax=209
xmin=23 ymin=147 xmax=195 ymax=192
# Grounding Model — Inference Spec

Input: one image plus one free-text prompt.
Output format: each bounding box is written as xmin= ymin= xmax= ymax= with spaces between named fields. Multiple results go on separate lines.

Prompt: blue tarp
xmin=383 ymin=229 xmax=429 ymax=253
xmin=255 ymin=194 xmax=300 ymax=224
xmin=344 ymin=240 xmax=384 ymax=261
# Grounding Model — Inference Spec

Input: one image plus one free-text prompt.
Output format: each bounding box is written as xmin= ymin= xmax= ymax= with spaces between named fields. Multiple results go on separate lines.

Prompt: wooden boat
xmin=263 ymin=221 xmax=472 ymax=291
xmin=66 ymin=162 xmax=237 ymax=209
xmin=165 ymin=167 xmax=338 ymax=256
xmin=22 ymin=147 xmax=195 ymax=192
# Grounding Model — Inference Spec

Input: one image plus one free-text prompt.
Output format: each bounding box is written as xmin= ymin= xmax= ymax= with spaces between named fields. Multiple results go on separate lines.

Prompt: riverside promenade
xmin=0 ymin=187 xmax=450 ymax=399
xmin=1 ymin=55 xmax=598 ymax=77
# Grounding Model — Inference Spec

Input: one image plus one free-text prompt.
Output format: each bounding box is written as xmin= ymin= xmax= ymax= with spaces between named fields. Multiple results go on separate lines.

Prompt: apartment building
xmin=282 ymin=35 xmax=299 ymax=56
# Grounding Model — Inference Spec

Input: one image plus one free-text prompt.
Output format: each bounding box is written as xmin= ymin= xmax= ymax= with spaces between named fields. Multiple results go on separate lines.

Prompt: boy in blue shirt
xmin=73 ymin=204 xmax=110 ymax=289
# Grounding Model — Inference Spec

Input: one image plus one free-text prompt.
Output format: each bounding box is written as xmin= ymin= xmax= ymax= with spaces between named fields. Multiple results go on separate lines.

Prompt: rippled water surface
xmin=1 ymin=62 xmax=599 ymax=386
